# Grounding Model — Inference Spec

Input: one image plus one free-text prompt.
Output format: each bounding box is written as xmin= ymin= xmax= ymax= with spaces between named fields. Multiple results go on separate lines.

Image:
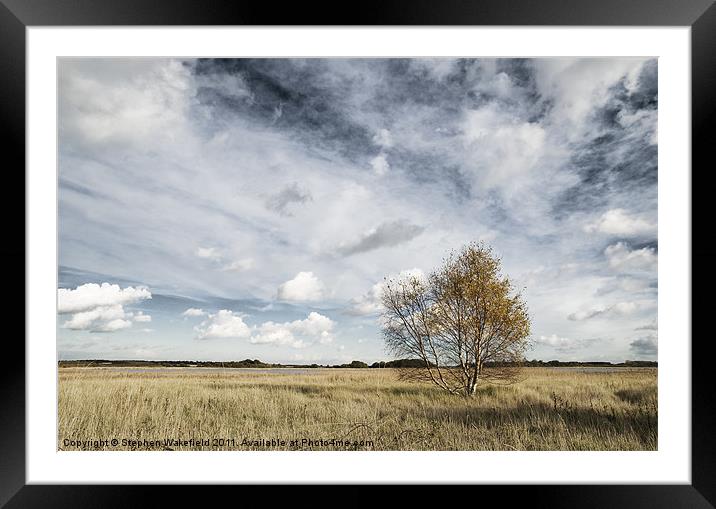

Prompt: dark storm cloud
xmin=190 ymin=58 xmax=545 ymax=204
xmin=192 ymin=58 xmax=376 ymax=162
xmin=629 ymin=336 xmax=657 ymax=356
xmin=632 ymin=240 xmax=659 ymax=252
xmin=554 ymin=61 xmax=658 ymax=216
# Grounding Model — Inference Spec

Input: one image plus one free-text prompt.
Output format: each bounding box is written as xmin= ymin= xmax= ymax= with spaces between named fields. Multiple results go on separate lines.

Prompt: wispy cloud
xmin=336 ymin=220 xmax=425 ymax=257
xmin=534 ymin=334 xmax=599 ymax=352
xmin=265 ymin=182 xmax=312 ymax=216
xmin=568 ymin=301 xmax=649 ymax=321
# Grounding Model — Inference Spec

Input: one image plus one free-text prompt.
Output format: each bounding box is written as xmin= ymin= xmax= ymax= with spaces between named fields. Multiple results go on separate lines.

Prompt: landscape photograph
xmin=57 ymin=57 xmax=658 ymax=451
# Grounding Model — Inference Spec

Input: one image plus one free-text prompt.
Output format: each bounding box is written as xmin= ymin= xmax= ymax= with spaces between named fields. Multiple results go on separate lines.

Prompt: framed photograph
xmin=6 ymin=0 xmax=714 ymax=503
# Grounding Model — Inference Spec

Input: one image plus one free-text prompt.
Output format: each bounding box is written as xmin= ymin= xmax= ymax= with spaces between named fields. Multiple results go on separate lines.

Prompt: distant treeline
xmin=59 ymin=359 xmax=279 ymax=368
xmin=59 ymin=358 xmax=657 ymax=369
xmin=507 ymin=360 xmax=657 ymax=368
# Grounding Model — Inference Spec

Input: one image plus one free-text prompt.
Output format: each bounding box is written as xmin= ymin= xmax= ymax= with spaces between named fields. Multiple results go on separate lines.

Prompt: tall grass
xmin=58 ymin=367 xmax=657 ymax=451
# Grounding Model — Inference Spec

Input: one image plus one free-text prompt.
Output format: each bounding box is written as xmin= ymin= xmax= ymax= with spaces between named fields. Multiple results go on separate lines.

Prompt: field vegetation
xmin=58 ymin=367 xmax=657 ymax=451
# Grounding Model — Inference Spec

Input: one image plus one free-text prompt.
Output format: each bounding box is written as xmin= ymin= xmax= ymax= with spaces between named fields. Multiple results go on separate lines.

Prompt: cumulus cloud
xmin=568 ymin=301 xmax=644 ymax=321
xmin=346 ymin=282 xmax=385 ymax=316
xmin=584 ymin=208 xmax=656 ymax=236
xmin=182 ymin=307 xmax=206 ymax=317
xmin=277 ymin=271 xmax=325 ymax=301
xmin=58 ymin=283 xmax=151 ymax=332
xmin=250 ymin=311 xmax=335 ymax=348
xmin=337 ymin=220 xmax=424 ymax=256
xmin=265 ymin=182 xmax=312 ymax=216
xmin=63 ymin=305 xmax=133 ymax=332
xmin=605 ymin=242 xmax=658 ymax=272
xmin=195 ymin=310 xmax=251 ymax=339
xmin=58 ymin=282 xmax=151 ymax=313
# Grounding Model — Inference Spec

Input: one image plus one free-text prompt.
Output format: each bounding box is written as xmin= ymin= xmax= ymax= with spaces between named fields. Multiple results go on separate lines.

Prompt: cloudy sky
xmin=57 ymin=58 xmax=658 ymax=364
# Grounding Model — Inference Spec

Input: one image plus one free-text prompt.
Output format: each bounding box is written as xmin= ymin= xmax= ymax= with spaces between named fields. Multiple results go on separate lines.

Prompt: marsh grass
xmin=58 ymin=367 xmax=657 ymax=451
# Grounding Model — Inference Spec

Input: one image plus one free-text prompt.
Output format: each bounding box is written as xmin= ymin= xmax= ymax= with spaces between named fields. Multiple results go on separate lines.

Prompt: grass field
xmin=58 ymin=367 xmax=657 ymax=451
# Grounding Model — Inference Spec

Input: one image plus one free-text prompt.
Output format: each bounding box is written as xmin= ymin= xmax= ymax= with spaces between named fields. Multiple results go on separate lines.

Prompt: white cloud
xmin=605 ymin=242 xmax=657 ymax=272
xmin=59 ymin=59 xmax=194 ymax=150
xmin=534 ymin=334 xmax=596 ymax=352
xmin=195 ymin=246 xmax=222 ymax=261
xmin=222 ymin=258 xmax=255 ymax=272
xmin=250 ymin=311 xmax=335 ymax=348
xmin=63 ymin=305 xmax=133 ymax=332
xmin=346 ymin=282 xmax=385 ymax=316
xmin=182 ymin=307 xmax=206 ymax=317
xmin=58 ymin=283 xmax=151 ymax=332
xmin=462 ymin=105 xmax=547 ymax=188
xmin=197 ymin=247 xmax=254 ymax=272
xmin=347 ymin=268 xmax=425 ymax=316
xmin=370 ymin=153 xmax=390 ymax=176
xmin=58 ymin=282 xmax=151 ymax=313
xmin=596 ymin=276 xmax=653 ymax=296
xmin=277 ymin=271 xmax=325 ymax=301
xmin=250 ymin=325 xmax=305 ymax=348
xmin=476 ymin=70 xmax=517 ymax=100
xmin=372 ymin=128 xmax=393 ymax=148
xmin=584 ymin=208 xmax=656 ymax=236
xmin=132 ymin=311 xmax=151 ymax=323
xmin=531 ymin=58 xmax=649 ymax=134
xmin=195 ymin=310 xmax=251 ymax=339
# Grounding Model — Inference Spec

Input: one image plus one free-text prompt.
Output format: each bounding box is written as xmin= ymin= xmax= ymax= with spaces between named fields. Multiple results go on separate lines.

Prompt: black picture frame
xmin=3 ymin=0 xmax=714 ymax=504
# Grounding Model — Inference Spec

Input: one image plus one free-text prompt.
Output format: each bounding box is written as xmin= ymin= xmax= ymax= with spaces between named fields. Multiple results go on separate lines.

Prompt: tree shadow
xmin=397 ymin=399 xmax=657 ymax=448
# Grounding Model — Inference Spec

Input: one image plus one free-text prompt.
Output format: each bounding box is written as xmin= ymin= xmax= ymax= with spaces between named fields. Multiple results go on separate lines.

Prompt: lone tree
xmin=380 ymin=242 xmax=531 ymax=396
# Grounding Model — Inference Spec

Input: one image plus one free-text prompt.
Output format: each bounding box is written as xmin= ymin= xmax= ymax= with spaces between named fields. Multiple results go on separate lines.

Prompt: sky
xmin=57 ymin=57 xmax=658 ymax=364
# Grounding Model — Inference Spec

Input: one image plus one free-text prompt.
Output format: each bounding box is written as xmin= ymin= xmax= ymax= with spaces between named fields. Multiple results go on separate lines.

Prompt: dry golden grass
xmin=58 ymin=367 xmax=657 ymax=451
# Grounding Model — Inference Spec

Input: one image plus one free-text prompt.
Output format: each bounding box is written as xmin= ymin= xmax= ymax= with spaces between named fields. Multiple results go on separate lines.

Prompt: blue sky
xmin=57 ymin=58 xmax=658 ymax=364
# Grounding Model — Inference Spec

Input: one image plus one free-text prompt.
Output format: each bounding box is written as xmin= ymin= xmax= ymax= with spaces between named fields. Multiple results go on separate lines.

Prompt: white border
xmin=27 ymin=27 xmax=690 ymax=483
